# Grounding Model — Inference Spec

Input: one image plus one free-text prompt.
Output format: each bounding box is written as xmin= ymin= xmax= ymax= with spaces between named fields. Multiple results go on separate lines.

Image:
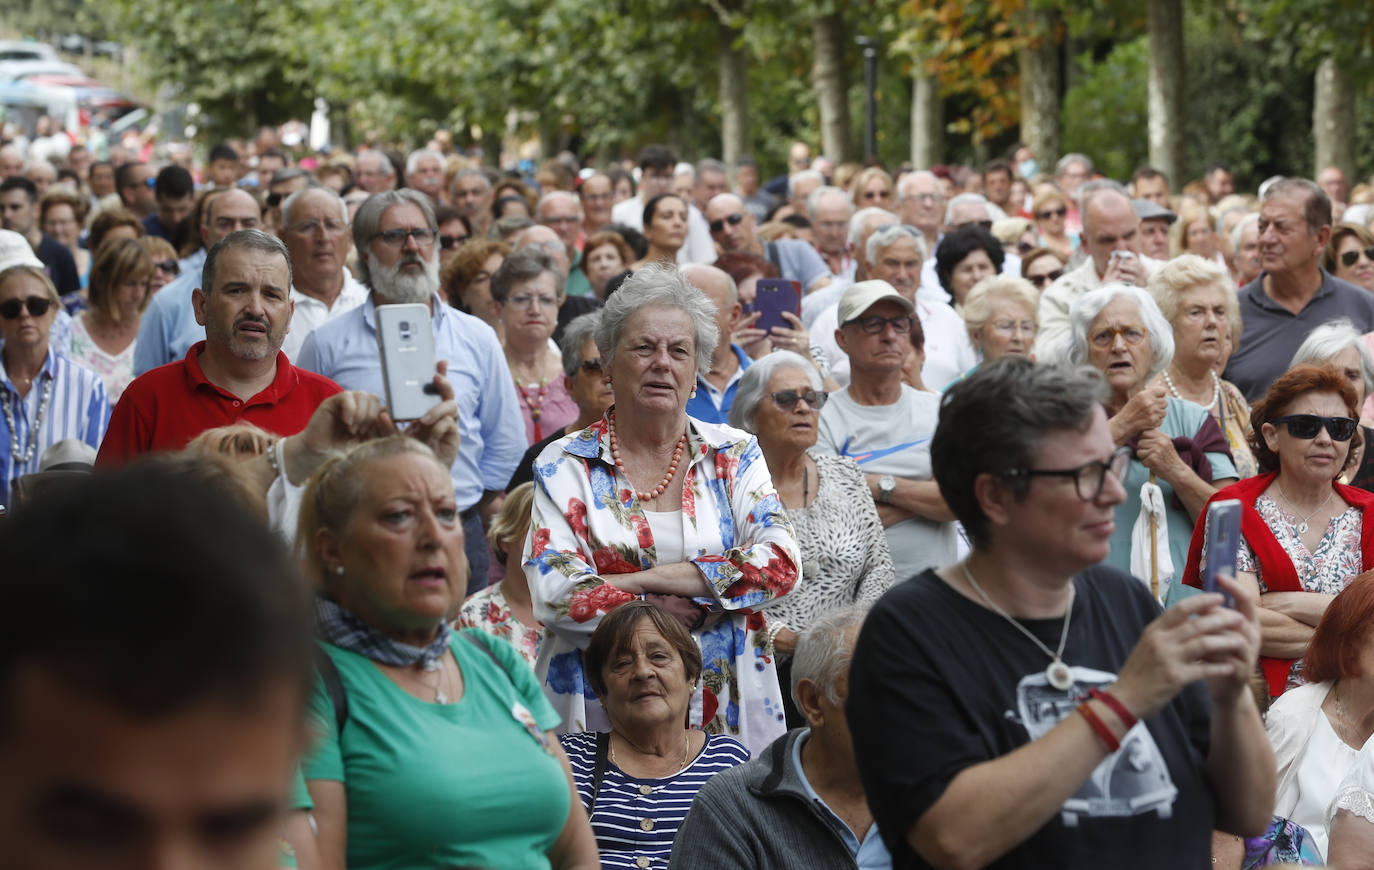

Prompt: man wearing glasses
xmin=537 ymin=191 xmax=594 ymax=298
xmin=705 ymin=192 xmax=830 ymax=294
xmin=276 ymin=187 xmax=367 ymax=360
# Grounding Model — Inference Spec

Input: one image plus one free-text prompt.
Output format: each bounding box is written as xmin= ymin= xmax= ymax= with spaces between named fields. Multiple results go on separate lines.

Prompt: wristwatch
xmin=877 ymin=474 xmax=896 ymax=504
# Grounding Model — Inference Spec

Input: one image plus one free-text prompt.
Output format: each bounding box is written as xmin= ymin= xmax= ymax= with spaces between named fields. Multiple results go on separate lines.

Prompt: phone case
xmin=375 ymin=303 xmax=440 ymax=421
xmin=747 ymin=279 xmax=802 ymax=334
xmin=1203 ymin=499 xmax=1241 ymax=606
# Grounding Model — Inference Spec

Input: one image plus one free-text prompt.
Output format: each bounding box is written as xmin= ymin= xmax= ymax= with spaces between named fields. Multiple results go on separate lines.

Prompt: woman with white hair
xmin=961 ymin=275 xmax=1039 ymax=370
xmin=1064 ymin=284 xmax=1238 ymax=596
xmin=1290 ymin=318 xmax=1374 ymax=491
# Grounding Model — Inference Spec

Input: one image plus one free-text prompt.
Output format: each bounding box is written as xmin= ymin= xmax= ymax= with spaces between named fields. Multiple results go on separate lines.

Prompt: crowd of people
xmin=5 ymin=122 xmax=1374 ymax=870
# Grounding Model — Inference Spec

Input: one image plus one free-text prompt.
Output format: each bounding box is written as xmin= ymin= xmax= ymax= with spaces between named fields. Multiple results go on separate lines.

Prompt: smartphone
xmin=745 ymin=279 xmax=801 ymax=334
xmin=375 ymin=303 xmax=439 ymax=421
xmin=1203 ymin=499 xmax=1242 ymax=606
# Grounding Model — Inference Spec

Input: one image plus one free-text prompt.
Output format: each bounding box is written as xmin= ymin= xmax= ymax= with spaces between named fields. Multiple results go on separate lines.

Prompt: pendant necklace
xmin=962 ymin=561 xmax=1076 ymax=691
xmin=1277 ymin=480 xmax=1334 ymax=535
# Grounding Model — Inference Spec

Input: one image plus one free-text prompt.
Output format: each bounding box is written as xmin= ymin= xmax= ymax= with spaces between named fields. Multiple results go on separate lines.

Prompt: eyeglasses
xmin=956 ymin=220 xmax=993 ymax=231
xmin=1036 ymin=207 xmax=1067 ymax=220
xmin=709 ymin=213 xmax=745 ymax=234
xmin=0 ymin=296 xmax=53 ymax=319
xmin=579 ymin=359 xmax=603 ymax=373
xmin=372 ymin=227 xmax=437 ymax=247
xmin=771 ymin=389 xmax=829 ymax=410
xmin=904 ymin=192 xmax=939 ymax=204
xmin=989 ymin=319 xmax=1036 ymax=337
xmin=1272 ymin=414 xmax=1358 ymax=441
xmin=849 ymin=314 xmax=915 ymax=335
xmin=1340 ymin=246 xmax=1374 ymax=268
xmin=1003 ymin=446 xmax=1131 ymax=501
xmin=863 ymin=189 xmax=892 ymax=201
xmin=542 ymin=215 xmax=580 ymax=225
xmin=288 ymin=218 xmax=348 ymax=236
xmin=1090 ymin=324 xmax=1147 ymax=348
xmin=1027 ymin=269 xmax=1063 ymax=289
xmin=507 ymin=294 xmax=558 ymax=308
xmin=439 ymin=234 xmax=467 ymax=250
xmin=1016 ymin=240 xmax=1037 ymax=254
xmin=154 ymin=259 xmax=180 ymax=275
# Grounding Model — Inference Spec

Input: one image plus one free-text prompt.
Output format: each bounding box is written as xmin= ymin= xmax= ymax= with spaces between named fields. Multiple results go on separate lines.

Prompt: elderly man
xmin=405 ymin=148 xmax=446 ymax=203
xmin=1132 ymin=166 xmax=1172 ymax=207
xmin=276 ymin=187 xmax=368 ymax=360
xmin=0 ymin=145 xmax=23 ymax=179
xmin=1134 ymin=198 xmax=1176 ymax=261
xmin=114 ymin=161 xmax=156 ymax=218
xmin=1225 ymin=178 xmax=1374 ymax=399
xmin=451 ymin=168 xmax=493 ymax=235
xmin=683 ymin=263 xmax=750 ymax=424
xmin=354 ymin=150 xmax=396 ymax=194
xmin=808 ymin=185 xmax=855 ymax=281
xmin=802 ymin=206 xmax=896 ymax=329
xmin=1035 ymin=182 xmax=1164 ymax=358
xmin=0 ymin=177 xmax=78 ymax=295
xmin=693 ymin=158 xmax=729 ymax=214
xmin=578 ymin=172 xmax=614 ymax=238
xmin=24 ymin=160 xmax=56 ymax=197
xmin=896 ymin=171 xmax=945 ymax=254
xmin=815 ymin=280 xmax=957 ymax=582
xmin=297 ymin=189 xmax=524 ymax=591
xmin=670 ymin=608 xmax=891 ymax=870
xmin=787 ymin=169 xmax=825 ymax=217
xmin=133 ymin=188 xmax=264 ymax=375
xmin=918 ymin=193 xmax=1017 ymax=303
xmin=611 ymin=144 xmax=715 ymax=264
xmin=537 ymin=191 xmax=594 ymax=296
xmin=143 ymin=165 xmax=195 ymax=241
xmin=98 ymin=230 xmax=341 ymax=464
xmin=706 ymin=193 xmax=829 ymax=291
xmin=1229 ymin=213 xmax=1262 ymax=286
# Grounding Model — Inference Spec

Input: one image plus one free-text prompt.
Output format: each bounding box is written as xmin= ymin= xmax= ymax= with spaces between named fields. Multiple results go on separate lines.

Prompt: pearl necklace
xmin=608 ymin=410 xmax=687 ymax=503
xmin=1161 ymin=367 xmax=1220 ymax=412
xmin=3 ymin=371 xmax=54 ymax=465
xmin=962 ymin=561 xmax=1076 ymax=691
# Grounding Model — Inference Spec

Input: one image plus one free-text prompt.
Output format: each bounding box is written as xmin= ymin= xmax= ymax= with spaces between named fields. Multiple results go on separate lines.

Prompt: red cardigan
xmin=1182 ymin=472 xmax=1374 ymax=698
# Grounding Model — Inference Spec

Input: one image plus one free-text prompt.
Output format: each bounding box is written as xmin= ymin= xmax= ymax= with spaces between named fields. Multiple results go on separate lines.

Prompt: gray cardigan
xmin=668 ymin=728 xmax=866 ymax=869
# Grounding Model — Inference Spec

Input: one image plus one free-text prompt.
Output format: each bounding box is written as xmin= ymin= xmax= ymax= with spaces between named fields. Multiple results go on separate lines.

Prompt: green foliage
xmin=1060 ymin=37 xmax=1149 ymax=181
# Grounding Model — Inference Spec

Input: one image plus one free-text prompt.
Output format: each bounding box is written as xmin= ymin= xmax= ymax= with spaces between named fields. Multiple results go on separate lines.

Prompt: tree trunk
xmin=811 ymin=11 xmax=854 ymax=163
xmin=910 ymin=67 xmax=942 ymax=168
xmin=718 ymin=20 xmax=750 ymax=168
xmin=1146 ymin=0 xmax=1185 ymax=187
xmin=1017 ymin=7 xmax=1060 ymax=173
xmin=1313 ymin=57 xmax=1355 ymax=185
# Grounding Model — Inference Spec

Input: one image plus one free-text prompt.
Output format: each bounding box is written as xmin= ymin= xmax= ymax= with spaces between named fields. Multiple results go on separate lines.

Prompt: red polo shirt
xmin=97 ymin=341 xmax=342 ymax=466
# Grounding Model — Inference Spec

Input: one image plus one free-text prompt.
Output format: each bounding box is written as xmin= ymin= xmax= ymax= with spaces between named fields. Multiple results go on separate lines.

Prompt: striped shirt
xmin=561 ymin=730 xmax=749 ymax=869
xmin=1 ymin=348 xmax=109 ymax=508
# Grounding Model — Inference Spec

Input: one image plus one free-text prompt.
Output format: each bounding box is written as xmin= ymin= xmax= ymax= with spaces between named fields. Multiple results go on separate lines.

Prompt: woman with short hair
xmin=935 ymin=225 xmax=1004 ymax=310
xmin=39 ymin=189 xmax=89 ymax=287
xmin=1031 ymin=185 xmax=1075 ymax=261
xmin=583 ymin=231 xmax=634 ymax=299
xmin=1289 ymin=319 xmax=1374 ymax=490
xmin=961 ymin=275 xmax=1040 ymax=367
xmin=441 ymin=238 xmax=510 ymax=332
xmin=64 ymin=238 xmax=154 ymax=401
xmin=1324 ymin=223 xmax=1374 ymax=294
xmin=495 ymin=248 xmax=579 ymax=446
xmin=1021 ymin=246 xmax=1066 ymax=292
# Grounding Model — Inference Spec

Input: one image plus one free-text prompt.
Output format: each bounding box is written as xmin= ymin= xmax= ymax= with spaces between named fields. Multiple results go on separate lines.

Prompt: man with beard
xmin=297 ymin=190 xmax=524 ymax=593
xmin=97 ymin=230 xmax=341 ymax=464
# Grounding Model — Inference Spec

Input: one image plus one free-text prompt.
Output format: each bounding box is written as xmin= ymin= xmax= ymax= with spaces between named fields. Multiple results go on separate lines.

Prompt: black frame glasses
xmin=1003 ymin=446 xmax=1132 ymax=501
xmin=1340 ymin=246 xmax=1374 ymax=268
xmin=1272 ymin=414 xmax=1358 ymax=441
xmin=771 ymin=389 xmax=829 ymax=410
xmin=439 ymin=234 xmax=468 ymax=250
xmin=579 ymin=359 xmax=603 ymax=374
xmin=0 ymin=296 xmax=53 ymax=319
xmin=849 ymin=314 xmax=915 ymax=335
xmin=371 ymin=227 xmax=438 ymax=247
xmin=708 ymin=213 xmax=745 ymax=234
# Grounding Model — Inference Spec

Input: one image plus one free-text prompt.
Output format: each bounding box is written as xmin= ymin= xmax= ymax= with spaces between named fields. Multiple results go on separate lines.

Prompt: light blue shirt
xmin=133 ymin=265 xmax=204 ymax=376
xmin=296 ymin=293 xmax=525 ymax=510
xmin=791 ymin=730 xmax=893 ymax=870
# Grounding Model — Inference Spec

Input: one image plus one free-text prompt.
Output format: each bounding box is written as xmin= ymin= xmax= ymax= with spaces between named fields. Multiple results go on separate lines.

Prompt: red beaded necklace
xmin=607 ymin=410 xmax=687 ymax=502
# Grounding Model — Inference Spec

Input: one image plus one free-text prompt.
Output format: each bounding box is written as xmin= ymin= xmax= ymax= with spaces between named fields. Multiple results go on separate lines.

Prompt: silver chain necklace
xmin=1276 ymin=480 xmax=1335 ymax=535
xmin=962 ymin=561 xmax=1076 ymax=691
xmin=3 ymin=372 xmax=54 ymax=465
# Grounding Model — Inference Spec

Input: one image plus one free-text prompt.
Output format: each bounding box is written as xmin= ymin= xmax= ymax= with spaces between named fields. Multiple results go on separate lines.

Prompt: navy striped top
xmin=560 ymin=730 xmax=750 ymax=869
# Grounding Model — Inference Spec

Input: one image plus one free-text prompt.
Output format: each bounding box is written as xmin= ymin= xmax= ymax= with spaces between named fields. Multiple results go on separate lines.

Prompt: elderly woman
xmin=962 ymin=275 xmax=1039 ymax=368
xmin=63 ymin=238 xmax=153 ymax=401
xmin=460 ymin=482 xmax=546 ymax=668
xmin=495 ymin=248 xmax=579 ymax=446
xmin=1184 ymin=365 xmax=1374 ymax=701
xmin=1325 ymin=223 xmax=1374 ymax=293
xmin=850 ymin=167 xmax=894 ymax=211
xmin=441 ymin=238 xmax=510 ymax=332
xmin=1288 ymin=320 xmax=1374 ymax=489
xmin=727 ymin=350 xmax=894 ymax=725
xmin=39 ymin=189 xmax=89 ymax=287
xmin=1065 ymin=283 xmax=1237 ymax=601
xmin=1031 ymin=184 xmax=1075 ymax=261
xmin=561 ymin=601 xmax=749 ymax=868
xmin=935 ymin=225 xmax=1004 ymax=310
xmin=525 ymin=264 xmax=800 ymax=754
xmin=0 ymin=264 xmax=109 ymax=509
xmin=583 ymin=230 xmax=634 ymax=299
xmin=299 ymin=436 xmax=599 ymax=870
xmin=1147 ymin=254 xmax=1257 ymax=480
xmin=630 ymin=194 xmax=689 ymax=272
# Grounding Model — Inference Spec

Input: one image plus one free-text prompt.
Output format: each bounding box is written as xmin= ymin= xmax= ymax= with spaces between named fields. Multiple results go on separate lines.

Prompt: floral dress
xmin=524 ymin=414 xmax=800 ymax=756
xmin=457 ymin=582 xmax=545 ymax=670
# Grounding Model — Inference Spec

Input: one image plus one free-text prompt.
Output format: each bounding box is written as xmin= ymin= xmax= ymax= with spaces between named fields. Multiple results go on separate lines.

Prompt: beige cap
xmin=0 ymin=229 xmax=43 ymax=273
xmin=837 ymin=279 xmax=914 ymax=326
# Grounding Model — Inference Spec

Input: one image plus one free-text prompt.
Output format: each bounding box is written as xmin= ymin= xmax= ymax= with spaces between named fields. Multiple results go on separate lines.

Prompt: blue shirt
xmin=686 ymin=343 xmax=750 ymax=424
xmin=792 ymin=730 xmax=893 ymax=870
xmin=133 ymin=266 xmax=204 ymax=376
xmin=297 ymin=293 xmax=525 ymax=510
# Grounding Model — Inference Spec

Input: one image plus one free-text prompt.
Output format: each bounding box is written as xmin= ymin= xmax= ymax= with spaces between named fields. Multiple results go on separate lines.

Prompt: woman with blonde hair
xmin=849 ymin=166 xmax=894 ymax=211
xmin=1171 ymin=200 xmax=1223 ymax=267
xmin=1031 ymin=184 xmax=1075 ymax=261
xmin=64 ymin=238 xmax=154 ymax=401
xmin=961 ymin=275 xmax=1040 ymax=368
xmin=458 ymin=481 xmax=545 ymax=668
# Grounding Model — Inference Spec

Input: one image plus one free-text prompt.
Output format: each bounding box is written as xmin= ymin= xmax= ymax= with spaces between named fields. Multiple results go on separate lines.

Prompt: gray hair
xmin=537 ymin=189 xmax=583 ymax=220
xmin=806 ymin=185 xmax=851 ymax=220
xmin=351 ymin=189 xmax=435 ymax=286
xmin=356 ymin=151 xmax=394 ymax=178
xmin=866 ymin=223 xmax=927 ymax=265
xmin=596 ymin=263 xmax=718 ymax=373
xmin=849 ymin=207 xmax=898 ymax=247
xmin=281 ymin=186 xmax=347 ymax=229
xmin=1290 ymin=318 xmax=1374 ymax=395
xmin=791 ymin=606 xmax=868 ymax=707
xmin=963 ymin=275 xmax=1040 ymax=340
xmin=944 ymin=192 xmax=992 ymax=225
xmin=788 ymin=169 xmax=825 ymax=200
xmin=490 ymin=247 xmax=564 ymax=303
xmin=896 ymin=169 xmax=939 ymax=201
xmin=558 ymin=310 xmax=603 ymax=377
xmin=1056 ymin=153 xmax=1094 ymax=177
xmin=1262 ymin=178 xmax=1332 ymax=235
xmin=404 ymin=148 xmax=443 ymax=176
xmin=683 ymin=263 xmax=738 ymax=308
xmin=696 ymin=158 xmax=727 ymax=179
xmin=1064 ymin=283 xmax=1175 ymax=380
xmin=451 ymin=167 xmax=491 ymax=194
xmin=1230 ymin=212 xmax=1260 ymax=255
xmin=1078 ymin=178 xmax=1130 ymax=213
xmin=727 ymin=351 xmax=822 ymax=432
xmin=202 ymin=229 xmax=292 ymax=295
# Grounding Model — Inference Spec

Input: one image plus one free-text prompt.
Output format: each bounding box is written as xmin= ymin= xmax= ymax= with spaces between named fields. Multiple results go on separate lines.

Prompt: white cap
xmin=837 ymin=279 xmax=914 ymax=326
xmin=0 ymin=229 xmax=43 ymax=273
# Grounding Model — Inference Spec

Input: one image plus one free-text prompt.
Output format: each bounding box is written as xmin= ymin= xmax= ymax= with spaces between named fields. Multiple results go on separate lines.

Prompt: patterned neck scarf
xmin=315 ymin=597 xmax=452 ymax=670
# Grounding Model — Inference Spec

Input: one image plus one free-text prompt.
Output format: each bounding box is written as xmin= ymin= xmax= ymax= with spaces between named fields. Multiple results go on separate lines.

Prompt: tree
xmin=1146 ymin=0 xmax=1184 ymax=186
xmin=811 ymin=7 xmax=855 ymax=162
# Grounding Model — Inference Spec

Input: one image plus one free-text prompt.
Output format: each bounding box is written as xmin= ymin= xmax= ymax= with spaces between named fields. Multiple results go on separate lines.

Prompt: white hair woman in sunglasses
xmin=0 ymin=263 xmax=109 ymax=508
xmin=1063 ymin=283 xmax=1238 ymax=602
xmin=1288 ymin=319 xmax=1374 ymax=490
xmin=727 ymin=349 xmax=894 ymax=726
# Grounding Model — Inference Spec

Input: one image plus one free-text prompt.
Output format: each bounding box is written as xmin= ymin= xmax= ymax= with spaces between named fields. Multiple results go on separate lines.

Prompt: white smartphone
xmin=375 ymin=303 xmax=440 ymax=421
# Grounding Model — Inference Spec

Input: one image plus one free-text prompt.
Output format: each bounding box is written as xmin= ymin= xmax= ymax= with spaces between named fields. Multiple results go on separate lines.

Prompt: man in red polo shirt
xmin=98 ymin=229 xmax=341 ymax=464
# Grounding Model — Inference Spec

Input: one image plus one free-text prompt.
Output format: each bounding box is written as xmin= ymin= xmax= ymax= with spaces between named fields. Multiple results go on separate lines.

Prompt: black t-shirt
xmin=846 ymin=566 xmax=1214 ymax=870
xmin=555 ymin=294 xmax=601 ymax=345
xmin=36 ymin=233 xmax=79 ymax=295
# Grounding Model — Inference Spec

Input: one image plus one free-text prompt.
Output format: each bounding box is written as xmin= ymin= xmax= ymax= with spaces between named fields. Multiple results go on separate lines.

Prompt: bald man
xmin=684 ymin=264 xmax=751 ymax=424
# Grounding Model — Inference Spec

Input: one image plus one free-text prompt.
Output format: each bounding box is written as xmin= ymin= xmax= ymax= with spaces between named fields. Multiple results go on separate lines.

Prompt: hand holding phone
xmin=1203 ymin=499 xmax=1241 ymax=607
xmin=376 ymin=303 xmax=441 ymax=422
xmin=744 ymin=279 xmax=801 ymax=334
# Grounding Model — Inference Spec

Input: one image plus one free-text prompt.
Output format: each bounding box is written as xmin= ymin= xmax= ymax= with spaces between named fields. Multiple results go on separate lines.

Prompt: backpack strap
xmin=314 ymin=646 xmax=348 ymax=733
xmin=587 ymin=730 xmax=611 ymax=816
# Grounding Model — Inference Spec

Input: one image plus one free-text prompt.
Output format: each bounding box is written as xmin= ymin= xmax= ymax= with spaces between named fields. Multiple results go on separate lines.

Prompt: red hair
xmin=1304 ymin=572 xmax=1374 ymax=682
xmin=1249 ymin=364 xmax=1359 ymax=474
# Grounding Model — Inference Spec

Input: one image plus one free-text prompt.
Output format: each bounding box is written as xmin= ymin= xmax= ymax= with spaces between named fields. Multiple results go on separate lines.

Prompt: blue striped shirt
xmin=561 ymin=730 xmax=750 ymax=869
xmin=1 ymin=348 xmax=109 ymax=507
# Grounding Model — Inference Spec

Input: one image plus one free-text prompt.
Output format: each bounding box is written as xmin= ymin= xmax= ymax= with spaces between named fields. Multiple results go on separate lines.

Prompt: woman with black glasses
xmin=1324 ymin=223 xmax=1374 ymax=293
xmin=1184 ymin=364 xmax=1374 ymax=700
xmin=1031 ymin=184 xmax=1076 ymax=262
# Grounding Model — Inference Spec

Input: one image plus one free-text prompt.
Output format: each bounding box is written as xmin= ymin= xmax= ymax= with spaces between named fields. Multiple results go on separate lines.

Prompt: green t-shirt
xmin=304 ymin=630 xmax=567 ymax=870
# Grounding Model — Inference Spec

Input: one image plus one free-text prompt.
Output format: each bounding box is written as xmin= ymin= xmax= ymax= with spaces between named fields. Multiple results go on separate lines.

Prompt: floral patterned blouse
xmin=67 ymin=313 xmax=136 ymax=403
xmin=524 ymin=414 xmax=800 ymax=756
xmin=457 ymin=582 xmax=545 ymax=670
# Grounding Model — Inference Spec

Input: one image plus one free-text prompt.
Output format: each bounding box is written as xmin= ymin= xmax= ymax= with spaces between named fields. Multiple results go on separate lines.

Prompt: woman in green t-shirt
xmin=297 ymin=436 xmax=600 ymax=870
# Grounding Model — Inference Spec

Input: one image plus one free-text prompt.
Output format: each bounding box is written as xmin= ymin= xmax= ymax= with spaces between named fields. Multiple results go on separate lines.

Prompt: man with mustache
xmin=97 ymin=230 xmax=342 ymax=465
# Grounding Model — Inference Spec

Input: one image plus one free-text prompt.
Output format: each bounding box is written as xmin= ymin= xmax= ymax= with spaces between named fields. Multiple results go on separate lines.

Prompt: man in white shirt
xmin=276 ymin=187 xmax=367 ymax=360
xmin=610 ymin=144 xmax=715 ymax=264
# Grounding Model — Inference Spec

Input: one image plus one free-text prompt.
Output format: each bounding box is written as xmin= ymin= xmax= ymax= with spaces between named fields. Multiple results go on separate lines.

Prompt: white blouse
xmin=1275 ymin=711 xmax=1358 ymax=859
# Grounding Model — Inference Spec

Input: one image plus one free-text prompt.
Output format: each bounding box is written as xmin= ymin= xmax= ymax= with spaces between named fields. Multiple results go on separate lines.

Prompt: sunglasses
xmin=1028 ymin=269 xmax=1063 ymax=288
xmin=155 ymin=259 xmax=180 ymax=275
xmin=771 ymin=389 xmax=828 ymax=410
xmin=849 ymin=314 xmax=915 ymax=335
xmin=439 ymin=234 xmax=467 ymax=250
xmin=1090 ymin=324 xmax=1147 ymax=348
xmin=957 ymin=220 xmax=993 ymax=231
xmin=0 ymin=296 xmax=53 ymax=319
xmin=1016 ymin=240 xmax=1037 ymax=254
xmin=709 ymin=213 xmax=745 ymax=234
xmin=1272 ymin=414 xmax=1358 ymax=441
xmin=1340 ymin=246 xmax=1374 ymax=268
xmin=1036 ymin=207 xmax=1067 ymax=219
xmin=863 ymin=189 xmax=892 ymax=201
xmin=579 ymin=359 xmax=603 ymax=373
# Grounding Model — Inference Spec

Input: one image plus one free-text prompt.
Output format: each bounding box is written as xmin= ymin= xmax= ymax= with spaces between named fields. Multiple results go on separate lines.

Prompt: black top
xmin=555 ymin=294 xmax=602 ymax=345
xmin=35 ymin=233 xmax=79 ymax=295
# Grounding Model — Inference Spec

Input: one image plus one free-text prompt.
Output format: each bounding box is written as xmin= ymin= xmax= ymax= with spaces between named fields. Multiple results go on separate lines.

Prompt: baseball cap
xmin=1132 ymin=198 xmax=1177 ymax=225
xmin=837 ymin=279 xmax=915 ymax=326
xmin=0 ymin=229 xmax=43 ymax=272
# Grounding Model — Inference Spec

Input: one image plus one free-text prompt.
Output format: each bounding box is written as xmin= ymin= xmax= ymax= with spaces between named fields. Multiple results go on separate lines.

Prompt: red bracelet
xmin=1077 ymin=702 xmax=1121 ymax=753
xmin=1089 ymin=688 xmax=1138 ymax=730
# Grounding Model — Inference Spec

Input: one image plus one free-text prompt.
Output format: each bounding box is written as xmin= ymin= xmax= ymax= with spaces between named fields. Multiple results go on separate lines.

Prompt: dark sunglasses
xmin=1036 ymin=206 xmax=1067 ymax=219
xmin=957 ymin=219 xmax=993 ymax=231
xmin=849 ymin=314 xmax=915 ymax=335
xmin=709 ymin=213 xmax=745 ymax=234
xmin=0 ymin=296 xmax=53 ymax=319
xmin=771 ymin=389 xmax=828 ymax=410
xmin=1340 ymin=246 xmax=1374 ymax=268
xmin=1273 ymin=414 xmax=1358 ymax=441
xmin=579 ymin=359 xmax=603 ymax=373
xmin=155 ymin=259 xmax=180 ymax=275
xmin=1028 ymin=269 xmax=1064 ymax=288
xmin=265 ymin=192 xmax=283 ymax=207
xmin=1016 ymin=240 xmax=1037 ymax=254
xmin=439 ymin=234 xmax=468 ymax=250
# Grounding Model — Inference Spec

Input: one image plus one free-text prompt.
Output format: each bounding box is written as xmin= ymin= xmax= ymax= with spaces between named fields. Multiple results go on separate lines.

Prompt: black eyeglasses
xmin=1036 ymin=207 xmax=1067 ymax=220
xmin=372 ymin=227 xmax=438 ymax=247
xmin=439 ymin=234 xmax=467 ymax=250
xmin=1273 ymin=414 xmax=1358 ymax=441
xmin=579 ymin=359 xmax=603 ymax=373
xmin=1003 ymin=446 xmax=1131 ymax=501
xmin=771 ymin=389 xmax=828 ymax=410
xmin=709 ymin=213 xmax=745 ymax=234
xmin=1340 ymin=247 xmax=1374 ymax=268
xmin=0 ymin=296 xmax=53 ymax=319
xmin=849 ymin=314 xmax=914 ymax=335
xmin=154 ymin=259 xmax=180 ymax=275
xmin=1028 ymin=269 xmax=1064 ymax=288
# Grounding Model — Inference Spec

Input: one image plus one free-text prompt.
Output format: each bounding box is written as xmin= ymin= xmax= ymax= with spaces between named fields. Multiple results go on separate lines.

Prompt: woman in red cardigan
xmin=1184 ymin=364 xmax=1374 ymax=700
